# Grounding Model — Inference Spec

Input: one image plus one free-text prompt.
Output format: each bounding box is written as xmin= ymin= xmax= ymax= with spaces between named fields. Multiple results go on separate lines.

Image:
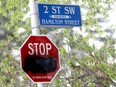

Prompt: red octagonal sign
xmin=20 ymin=35 xmax=60 ymax=83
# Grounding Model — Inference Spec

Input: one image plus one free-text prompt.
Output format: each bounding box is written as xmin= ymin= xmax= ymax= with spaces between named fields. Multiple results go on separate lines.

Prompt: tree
xmin=0 ymin=0 xmax=116 ymax=87
xmin=0 ymin=0 xmax=37 ymax=87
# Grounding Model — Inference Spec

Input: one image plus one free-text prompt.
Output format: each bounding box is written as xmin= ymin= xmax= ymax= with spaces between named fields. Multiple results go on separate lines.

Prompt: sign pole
xmin=29 ymin=0 xmax=43 ymax=87
xmin=29 ymin=0 xmax=40 ymax=35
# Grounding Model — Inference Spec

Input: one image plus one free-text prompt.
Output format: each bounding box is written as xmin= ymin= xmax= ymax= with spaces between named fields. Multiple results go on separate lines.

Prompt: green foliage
xmin=0 ymin=0 xmax=116 ymax=87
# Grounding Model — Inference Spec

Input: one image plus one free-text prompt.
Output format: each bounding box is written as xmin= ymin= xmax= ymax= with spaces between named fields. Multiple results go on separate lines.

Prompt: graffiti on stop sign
xmin=20 ymin=35 xmax=60 ymax=83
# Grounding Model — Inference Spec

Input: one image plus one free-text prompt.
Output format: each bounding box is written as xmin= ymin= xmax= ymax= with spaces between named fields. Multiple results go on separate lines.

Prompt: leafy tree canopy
xmin=0 ymin=0 xmax=116 ymax=87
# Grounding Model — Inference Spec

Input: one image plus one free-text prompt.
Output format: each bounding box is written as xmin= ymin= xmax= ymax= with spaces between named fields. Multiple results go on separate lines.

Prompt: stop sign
xmin=20 ymin=35 xmax=60 ymax=83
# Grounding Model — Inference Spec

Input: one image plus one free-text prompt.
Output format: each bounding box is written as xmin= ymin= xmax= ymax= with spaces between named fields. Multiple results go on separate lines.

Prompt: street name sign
xmin=20 ymin=35 xmax=60 ymax=83
xmin=38 ymin=4 xmax=82 ymax=27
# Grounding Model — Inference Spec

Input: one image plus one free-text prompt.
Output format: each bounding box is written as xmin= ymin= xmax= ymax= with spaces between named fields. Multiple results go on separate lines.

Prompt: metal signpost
xmin=38 ymin=4 xmax=82 ymax=27
xmin=29 ymin=0 xmax=43 ymax=87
